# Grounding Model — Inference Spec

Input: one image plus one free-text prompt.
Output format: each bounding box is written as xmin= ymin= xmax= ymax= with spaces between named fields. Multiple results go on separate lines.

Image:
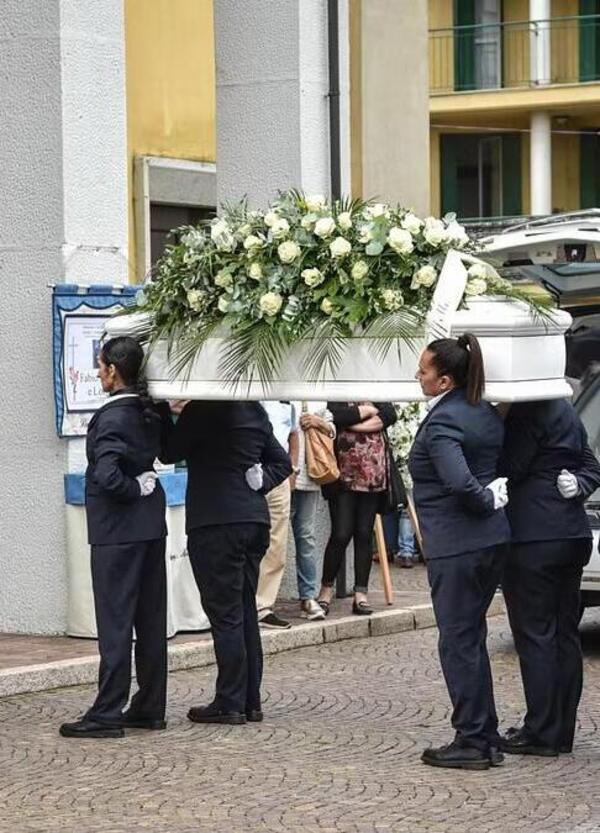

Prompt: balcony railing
xmin=429 ymin=15 xmax=600 ymax=95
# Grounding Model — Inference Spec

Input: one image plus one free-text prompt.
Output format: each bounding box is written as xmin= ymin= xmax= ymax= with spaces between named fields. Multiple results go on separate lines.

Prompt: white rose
xmin=301 ymin=214 xmax=315 ymax=230
xmin=264 ymin=211 xmax=279 ymax=228
xmin=248 ymin=262 xmax=263 ymax=281
xmin=301 ymin=267 xmax=324 ymax=287
xmin=278 ymin=240 xmax=301 ymax=263
xmin=446 ymin=220 xmax=469 ymax=246
xmin=305 ymin=194 xmax=326 ymax=212
xmin=186 ymin=289 xmax=204 ymax=311
xmin=411 ymin=265 xmax=437 ymax=289
xmin=366 ymin=202 xmax=389 ymax=218
xmin=314 ymin=216 xmax=336 ymax=238
xmin=387 ymin=227 xmax=414 ymax=255
xmin=423 ymin=217 xmax=447 ymax=247
xmin=211 ymin=219 xmax=236 ymax=252
xmin=243 ymin=234 xmax=264 ymax=252
xmin=401 ymin=213 xmax=423 ymax=236
xmin=237 ymin=223 xmax=251 ymax=237
xmin=351 ymin=260 xmax=369 ymax=281
xmin=465 ymin=278 xmax=487 ymax=296
xmin=271 ymin=217 xmax=290 ymax=239
xmin=467 ymin=263 xmax=488 ymax=281
xmin=381 ymin=288 xmax=404 ymax=310
xmin=217 ymin=295 xmax=231 ymax=313
xmin=180 ymin=229 xmax=204 ymax=249
xmin=358 ymin=224 xmax=373 ymax=244
xmin=214 ymin=270 xmax=233 ymax=288
xmin=321 ymin=298 xmax=334 ymax=315
xmin=259 ymin=291 xmax=283 ymax=316
xmin=337 ymin=212 xmax=352 ymax=231
xmin=329 ymin=236 xmax=352 ymax=258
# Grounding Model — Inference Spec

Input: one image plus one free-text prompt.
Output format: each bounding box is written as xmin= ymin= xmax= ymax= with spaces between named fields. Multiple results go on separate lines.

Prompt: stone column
xmin=530 ymin=0 xmax=551 ymax=86
xmin=214 ymin=0 xmax=331 ymax=207
xmin=0 ymin=0 xmax=128 ymax=632
xmin=530 ymin=111 xmax=552 ymax=215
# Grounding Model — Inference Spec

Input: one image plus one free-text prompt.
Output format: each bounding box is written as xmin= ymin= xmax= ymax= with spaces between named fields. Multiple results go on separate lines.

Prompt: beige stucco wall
xmin=355 ymin=0 xmax=430 ymax=213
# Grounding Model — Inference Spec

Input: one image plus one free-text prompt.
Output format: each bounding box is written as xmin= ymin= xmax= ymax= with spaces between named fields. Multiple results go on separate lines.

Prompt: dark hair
xmin=100 ymin=336 xmax=157 ymax=422
xmin=426 ymin=332 xmax=485 ymax=405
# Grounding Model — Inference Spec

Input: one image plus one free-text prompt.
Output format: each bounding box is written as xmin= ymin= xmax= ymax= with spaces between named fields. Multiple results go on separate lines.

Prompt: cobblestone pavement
xmin=3 ymin=612 xmax=600 ymax=833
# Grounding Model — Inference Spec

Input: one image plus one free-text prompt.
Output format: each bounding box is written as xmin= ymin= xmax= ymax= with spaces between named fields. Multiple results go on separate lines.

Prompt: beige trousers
xmin=256 ymin=479 xmax=291 ymax=615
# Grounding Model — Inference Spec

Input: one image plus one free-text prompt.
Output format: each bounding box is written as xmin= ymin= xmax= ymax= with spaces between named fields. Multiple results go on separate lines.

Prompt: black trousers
xmin=427 ymin=545 xmax=508 ymax=751
xmin=187 ymin=523 xmax=270 ymax=713
xmin=87 ymin=538 xmax=167 ymax=726
xmin=322 ymin=490 xmax=380 ymax=592
xmin=502 ymin=537 xmax=592 ymax=751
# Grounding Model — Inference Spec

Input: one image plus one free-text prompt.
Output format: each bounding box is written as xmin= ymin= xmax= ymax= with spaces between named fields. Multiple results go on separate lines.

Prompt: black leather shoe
xmin=246 ymin=709 xmax=263 ymax=723
xmin=187 ymin=704 xmax=246 ymax=725
xmin=121 ymin=712 xmax=167 ymax=730
xmin=59 ymin=718 xmax=124 ymax=739
xmin=498 ymin=728 xmax=558 ymax=757
xmin=489 ymin=746 xmax=504 ymax=766
xmin=421 ymin=741 xmax=491 ymax=770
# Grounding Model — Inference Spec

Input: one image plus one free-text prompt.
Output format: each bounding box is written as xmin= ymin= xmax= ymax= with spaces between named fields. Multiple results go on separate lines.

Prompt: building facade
xmin=429 ymin=0 xmax=600 ymax=224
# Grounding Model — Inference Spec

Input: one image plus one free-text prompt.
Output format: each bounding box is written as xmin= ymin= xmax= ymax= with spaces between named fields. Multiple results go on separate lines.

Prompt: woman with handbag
xmin=316 ymin=402 xmax=399 ymax=616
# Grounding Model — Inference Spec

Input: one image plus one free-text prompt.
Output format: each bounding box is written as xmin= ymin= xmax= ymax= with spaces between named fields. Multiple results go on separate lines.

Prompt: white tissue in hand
xmin=136 ymin=471 xmax=157 ymax=496
xmin=245 ymin=462 xmax=264 ymax=491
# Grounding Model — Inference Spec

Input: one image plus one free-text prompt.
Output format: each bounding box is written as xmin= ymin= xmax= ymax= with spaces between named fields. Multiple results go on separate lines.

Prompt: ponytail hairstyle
xmin=426 ymin=332 xmax=485 ymax=405
xmin=100 ymin=336 xmax=158 ymax=423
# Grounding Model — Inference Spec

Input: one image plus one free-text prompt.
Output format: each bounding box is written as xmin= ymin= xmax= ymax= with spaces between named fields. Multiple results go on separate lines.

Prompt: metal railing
xmin=429 ymin=15 xmax=600 ymax=95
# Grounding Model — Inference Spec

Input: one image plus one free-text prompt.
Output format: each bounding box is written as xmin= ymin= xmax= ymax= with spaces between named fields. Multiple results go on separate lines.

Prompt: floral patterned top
xmin=338 ymin=428 xmax=387 ymax=493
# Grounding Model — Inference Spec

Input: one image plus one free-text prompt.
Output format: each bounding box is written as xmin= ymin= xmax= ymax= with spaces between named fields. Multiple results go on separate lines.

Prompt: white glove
xmin=557 ymin=469 xmax=580 ymax=499
xmin=486 ymin=477 xmax=508 ymax=510
xmin=136 ymin=471 xmax=157 ymax=497
xmin=245 ymin=462 xmax=264 ymax=491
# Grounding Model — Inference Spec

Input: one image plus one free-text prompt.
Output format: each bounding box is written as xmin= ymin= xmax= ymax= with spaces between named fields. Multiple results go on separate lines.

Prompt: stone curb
xmin=0 ymin=595 xmax=506 ymax=699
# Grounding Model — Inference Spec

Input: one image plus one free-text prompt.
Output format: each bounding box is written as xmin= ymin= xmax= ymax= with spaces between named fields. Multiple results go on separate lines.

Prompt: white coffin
xmin=105 ymin=251 xmax=573 ymax=402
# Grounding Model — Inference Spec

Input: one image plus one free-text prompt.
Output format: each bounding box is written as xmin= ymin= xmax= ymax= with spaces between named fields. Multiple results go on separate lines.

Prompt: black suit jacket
xmin=159 ymin=401 xmax=292 ymax=532
xmin=85 ymin=396 xmax=167 ymax=545
xmin=408 ymin=388 xmax=510 ymax=559
xmin=500 ymin=398 xmax=600 ymax=543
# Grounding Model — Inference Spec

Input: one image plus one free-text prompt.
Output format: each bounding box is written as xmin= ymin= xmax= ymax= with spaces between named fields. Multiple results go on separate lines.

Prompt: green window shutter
xmin=501 ymin=134 xmax=522 ymax=217
xmin=580 ymin=0 xmax=600 ymax=82
xmin=441 ymin=135 xmax=461 ymax=216
xmin=580 ymin=132 xmax=600 ymax=207
xmin=454 ymin=0 xmax=475 ymax=91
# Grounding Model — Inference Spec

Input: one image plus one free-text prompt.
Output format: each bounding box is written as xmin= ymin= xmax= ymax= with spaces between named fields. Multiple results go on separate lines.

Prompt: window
xmin=580 ymin=131 xmax=600 ymax=208
xmin=580 ymin=0 xmax=600 ymax=82
xmin=150 ymin=204 xmax=215 ymax=265
xmin=441 ymin=133 xmax=522 ymax=219
xmin=454 ymin=0 xmax=502 ymax=91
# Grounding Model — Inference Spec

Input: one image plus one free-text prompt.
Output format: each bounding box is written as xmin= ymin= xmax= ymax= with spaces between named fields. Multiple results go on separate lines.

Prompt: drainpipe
xmin=328 ymin=0 xmax=342 ymax=200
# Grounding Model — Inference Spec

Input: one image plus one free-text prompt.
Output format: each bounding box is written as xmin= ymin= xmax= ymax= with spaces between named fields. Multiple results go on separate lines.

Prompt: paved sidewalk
xmin=2 ymin=612 xmax=600 ymax=832
xmin=0 ymin=562 xmax=442 ymax=697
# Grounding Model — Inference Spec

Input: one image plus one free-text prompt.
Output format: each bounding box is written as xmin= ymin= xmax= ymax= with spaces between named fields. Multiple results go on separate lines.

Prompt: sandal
xmin=352 ymin=600 xmax=373 ymax=616
xmin=316 ymin=599 xmax=330 ymax=616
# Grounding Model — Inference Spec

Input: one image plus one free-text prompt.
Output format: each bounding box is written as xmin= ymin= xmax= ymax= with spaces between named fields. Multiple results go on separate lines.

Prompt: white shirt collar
xmin=426 ymin=390 xmax=450 ymax=412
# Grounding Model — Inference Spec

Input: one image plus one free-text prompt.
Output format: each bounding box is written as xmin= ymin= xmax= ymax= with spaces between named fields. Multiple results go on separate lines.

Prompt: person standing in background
xmin=499 ymin=398 xmax=600 ymax=757
xmin=289 ymin=402 xmax=334 ymax=621
xmin=256 ymin=401 xmax=299 ymax=630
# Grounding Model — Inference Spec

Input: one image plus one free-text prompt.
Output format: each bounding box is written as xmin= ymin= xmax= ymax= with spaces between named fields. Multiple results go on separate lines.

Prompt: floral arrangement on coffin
xmin=387 ymin=402 xmax=425 ymax=489
xmin=132 ymin=190 xmax=548 ymax=384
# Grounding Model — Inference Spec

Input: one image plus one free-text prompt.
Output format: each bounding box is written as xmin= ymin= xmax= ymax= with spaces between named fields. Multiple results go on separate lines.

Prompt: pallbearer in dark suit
xmin=499 ymin=398 xmax=600 ymax=756
xmin=408 ymin=333 xmax=511 ymax=770
xmin=60 ymin=337 xmax=167 ymax=739
xmin=160 ymin=401 xmax=291 ymax=725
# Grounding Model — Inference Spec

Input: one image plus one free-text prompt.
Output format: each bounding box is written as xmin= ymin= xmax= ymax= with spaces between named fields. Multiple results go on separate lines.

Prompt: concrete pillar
xmin=0 ymin=0 xmax=128 ymax=632
xmin=530 ymin=0 xmax=551 ymax=85
xmin=530 ymin=111 xmax=552 ymax=215
xmin=354 ymin=0 xmax=430 ymax=214
xmin=214 ymin=0 xmax=331 ymax=206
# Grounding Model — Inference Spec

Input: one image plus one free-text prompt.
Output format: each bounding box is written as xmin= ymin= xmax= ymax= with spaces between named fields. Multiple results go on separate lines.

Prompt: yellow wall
xmin=552 ymin=133 xmax=580 ymax=212
xmin=125 ymin=0 xmax=216 ymax=280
